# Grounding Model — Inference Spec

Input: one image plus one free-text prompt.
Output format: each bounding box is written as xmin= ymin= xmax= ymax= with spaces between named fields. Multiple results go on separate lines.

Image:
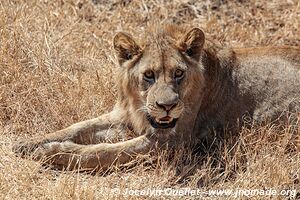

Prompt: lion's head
xmin=113 ymin=25 xmax=208 ymax=133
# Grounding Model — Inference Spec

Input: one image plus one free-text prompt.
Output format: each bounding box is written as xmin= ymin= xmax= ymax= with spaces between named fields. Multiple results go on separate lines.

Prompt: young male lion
xmin=14 ymin=24 xmax=300 ymax=171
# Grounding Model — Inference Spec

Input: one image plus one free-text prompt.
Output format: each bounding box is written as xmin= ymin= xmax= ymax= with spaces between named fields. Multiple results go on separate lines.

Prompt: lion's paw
xmin=13 ymin=140 xmax=61 ymax=158
xmin=12 ymin=140 xmax=40 ymax=157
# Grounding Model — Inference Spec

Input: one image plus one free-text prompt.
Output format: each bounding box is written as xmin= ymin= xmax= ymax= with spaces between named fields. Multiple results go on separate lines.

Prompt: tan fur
xmin=13 ymin=24 xmax=300 ymax=171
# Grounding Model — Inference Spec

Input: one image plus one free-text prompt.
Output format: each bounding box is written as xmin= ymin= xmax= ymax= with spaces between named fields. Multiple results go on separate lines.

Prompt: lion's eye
xmin=175 ymin=69 xmax=184 ymax=79
xmin=144 ymin=71 xmax=155 ymax=81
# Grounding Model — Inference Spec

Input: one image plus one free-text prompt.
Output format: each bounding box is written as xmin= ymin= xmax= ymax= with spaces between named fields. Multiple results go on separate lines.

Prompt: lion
xmin=13 ymin=24 xmax=300 ymax=171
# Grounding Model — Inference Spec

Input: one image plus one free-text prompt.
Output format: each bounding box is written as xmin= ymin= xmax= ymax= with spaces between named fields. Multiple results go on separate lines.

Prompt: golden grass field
xmin=0 ymin=0 xmax=300 ymax=199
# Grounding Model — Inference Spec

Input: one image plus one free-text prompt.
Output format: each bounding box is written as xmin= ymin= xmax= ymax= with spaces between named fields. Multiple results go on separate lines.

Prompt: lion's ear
xmin=178 ymin=28 xmax=205 ymax=61
xmin=113 ymin=32 xmax=141 ymax=65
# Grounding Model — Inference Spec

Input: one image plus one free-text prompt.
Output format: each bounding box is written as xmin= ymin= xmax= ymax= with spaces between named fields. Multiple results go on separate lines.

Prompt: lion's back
xmin=234 ymin=47 xmax=300 ymax=123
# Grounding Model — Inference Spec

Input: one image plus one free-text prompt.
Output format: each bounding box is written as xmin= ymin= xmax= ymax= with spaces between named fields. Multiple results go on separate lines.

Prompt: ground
xmin=0 ymin=0 xmax=299 ymax=199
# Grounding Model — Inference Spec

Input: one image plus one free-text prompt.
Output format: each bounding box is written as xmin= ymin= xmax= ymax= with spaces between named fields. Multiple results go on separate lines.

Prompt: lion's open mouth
xmin=146 ymin=115 xmax=178 ymax=129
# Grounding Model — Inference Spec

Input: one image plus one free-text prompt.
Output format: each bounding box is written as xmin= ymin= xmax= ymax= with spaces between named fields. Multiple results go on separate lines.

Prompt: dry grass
xmin=0 ymin=0 xmax=300 ymax=199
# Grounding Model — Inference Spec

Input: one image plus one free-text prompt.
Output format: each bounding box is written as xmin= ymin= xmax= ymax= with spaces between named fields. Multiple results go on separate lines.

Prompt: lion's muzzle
xmin=146 ymin=83 xmax=184 ymax=129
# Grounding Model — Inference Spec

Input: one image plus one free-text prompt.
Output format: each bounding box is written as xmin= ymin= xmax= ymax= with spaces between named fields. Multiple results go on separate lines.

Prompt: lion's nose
xmin=156 ymin=96 xmax=179 ymax=111
xmin=156 ymin=102 xmax=177 ymax=111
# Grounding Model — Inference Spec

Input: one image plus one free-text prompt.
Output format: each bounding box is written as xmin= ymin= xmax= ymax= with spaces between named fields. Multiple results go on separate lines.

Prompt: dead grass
xmin=0 ymin=0 xmax=300 ymax=199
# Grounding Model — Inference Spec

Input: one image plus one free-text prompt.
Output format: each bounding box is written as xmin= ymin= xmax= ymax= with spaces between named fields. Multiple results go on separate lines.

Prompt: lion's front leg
xmin=13 ymin=109 xmax=127 ymax=157
xmin=30 ymin=132 xmax=157 ymax=171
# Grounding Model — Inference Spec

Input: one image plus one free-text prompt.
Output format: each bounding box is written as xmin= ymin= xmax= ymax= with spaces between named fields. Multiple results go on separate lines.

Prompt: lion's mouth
xmin=146 ymin=115 xmax=178 ymax=129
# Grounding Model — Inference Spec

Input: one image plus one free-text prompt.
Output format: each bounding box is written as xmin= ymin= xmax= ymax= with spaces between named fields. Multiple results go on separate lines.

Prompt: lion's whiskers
xmin=136 ymin=106 xmax=148 ymax=113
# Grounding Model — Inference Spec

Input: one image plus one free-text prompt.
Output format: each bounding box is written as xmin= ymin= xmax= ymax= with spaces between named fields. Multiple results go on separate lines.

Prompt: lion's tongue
xmin=159 ymin=116 xmax=172 ymax=122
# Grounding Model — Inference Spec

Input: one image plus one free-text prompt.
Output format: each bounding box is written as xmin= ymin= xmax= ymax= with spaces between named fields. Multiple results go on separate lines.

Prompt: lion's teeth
xmin=159 ymin=121 xmax=170 ymax=124
xmin=155 ymin=117 xmax=173 ymax=124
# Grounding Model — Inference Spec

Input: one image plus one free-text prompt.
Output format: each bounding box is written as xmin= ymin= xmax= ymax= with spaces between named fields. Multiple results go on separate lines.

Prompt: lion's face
xmin=136 ymin=47 xmax=186 ymax=129
xmin=113 ymin=25 xmax=206 ymax=129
